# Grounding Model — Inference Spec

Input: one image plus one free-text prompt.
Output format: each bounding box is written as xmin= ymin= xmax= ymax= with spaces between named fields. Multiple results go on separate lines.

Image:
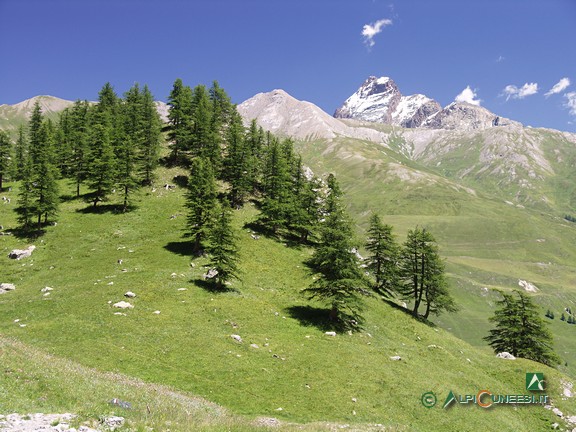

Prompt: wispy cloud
xmin=362 ymin=18 xmax=393 ymax=48
xmin=455 ymin=86 xmax=481 ymax=106
xmin=545 ymin=77 xmax=571 ymax=97
xmin=496 ymin=55 xmax=505 ymax=63
xmin=565 ymin=92 xmax=576 ymax=117
xmin=502 ymin=82 xmax=538 ymax=101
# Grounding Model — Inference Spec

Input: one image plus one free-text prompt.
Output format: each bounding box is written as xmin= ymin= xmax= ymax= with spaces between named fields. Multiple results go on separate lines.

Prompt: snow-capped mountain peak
xmin=334 ymin=76 xmax=441 ymax=128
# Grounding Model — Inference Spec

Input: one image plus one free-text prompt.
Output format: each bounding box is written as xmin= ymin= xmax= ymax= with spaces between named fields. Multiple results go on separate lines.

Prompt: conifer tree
xmin=31 ymin=121 xmax=60 ymax=225
xmin=205 ymin=200 xmax=240 ymax=290
xmin=485 ymin=290 xmax=560 ymax=366
xmin=167 ymin=78 xmax=193 ymax=160
xmin=186 ymin=157 xmax=218 ymax=253
xmin=118 ymin=84 xmax=143 ymax=211
xmin=223 ymin=110 xmax=251 ymax=207
xmin=86 ymin=110 xmax=116 ymax=207
xmin=365 ymin=213 xmax=399 ymax=297
xmin=303 ymin=174 xmax=368 ymax=325
xmin=245 ymin=119 xmax=265 ymax=192
xmin=64 ymin=100 xmax=90 ymax=197
xmin=0 ymin=130 xmax=12 ymax=190
xmin=14 ymin=125 xmax=27 ymax=181
xmin=191 ymin=85 xmax=219 ymax=166
xmin=139 ymin=85 xmax=162 ymax=185
xmin=286 ymin=157 xmax=320 ymax=242
xmin=398 ymin=227 xmax=456 ymax=318
xmin=258 ymin=137 xmax=291 ymax=233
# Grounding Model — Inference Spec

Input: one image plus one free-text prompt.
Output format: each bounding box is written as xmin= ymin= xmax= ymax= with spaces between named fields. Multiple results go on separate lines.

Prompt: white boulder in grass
xmin=113 ymin=301 xmax=134 ymax=309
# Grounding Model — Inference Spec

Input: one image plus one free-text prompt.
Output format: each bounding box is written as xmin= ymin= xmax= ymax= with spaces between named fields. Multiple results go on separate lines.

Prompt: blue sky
xmin=1 ymin=0 xmax=575 ymax=131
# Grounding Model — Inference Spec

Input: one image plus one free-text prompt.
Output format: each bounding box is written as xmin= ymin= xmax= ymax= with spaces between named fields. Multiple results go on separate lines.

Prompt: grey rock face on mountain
xmin=422 ymin=102 xmax=522 ymax=131
xmin=237 ymin=89 xmax=388 ymax=142
xmin=334 ymin=76 xmax=441 ymax=128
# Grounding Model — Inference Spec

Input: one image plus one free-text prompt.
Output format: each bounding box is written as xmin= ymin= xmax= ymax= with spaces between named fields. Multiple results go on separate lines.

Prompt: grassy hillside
xmin=1 ymin=170 xmax=576 ymax=431
xmin=296 ymin=136 xmax=576 ymax=378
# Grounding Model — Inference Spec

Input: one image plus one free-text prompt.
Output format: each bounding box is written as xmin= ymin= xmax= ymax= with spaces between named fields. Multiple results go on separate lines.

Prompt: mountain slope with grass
xmin=1 ymin=168 xmax=576 ymax=431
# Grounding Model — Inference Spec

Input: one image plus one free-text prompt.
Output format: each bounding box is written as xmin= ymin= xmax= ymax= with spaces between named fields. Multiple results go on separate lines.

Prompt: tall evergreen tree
xmin=191 ymin=85 xmax=219 ymax=167
xmin=0 ymin=130 xmax=12 ymax=190
xmin=31 ymin=121 xmax=60 ymax=225
xmin=205 ymin=200 xmax=240 ymax=290
xmin=286 ymin=157 xmax=320 ymax=242
xmin=258 ymin=137 xmax=291 ymax=233
xmin=398 ymin=227 xmax=456 ymax=318
xmin=139 ymin=85 xmax=162 ymax=185
xmin=245 ymin=119 xmax=265 ymax=192
xmin=223 ymin=110 xmax=251 ymax=207
xmin=86 ymin=111 xmax=116 ymax=207
xmin=64 ymin=100 xmax=90 ymax=197
xmin=365 ymin=213 xmax=399 ymax=297
xmin=167 ymin=78 xmax=193 ymax=160
xmin=14 ymin=125 xmax=27 ymax=181
xmin=186 ymin=157 xmax=218 ymax=253
xmin=484 ymin=290 xmax=560 ymax=366
xmin=303 ymin=174 xmax=368 ymax=325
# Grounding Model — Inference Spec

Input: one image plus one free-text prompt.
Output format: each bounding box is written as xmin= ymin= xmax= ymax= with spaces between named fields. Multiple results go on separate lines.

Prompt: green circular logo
xmin=421 ymin=391 xmax=437 ymax=408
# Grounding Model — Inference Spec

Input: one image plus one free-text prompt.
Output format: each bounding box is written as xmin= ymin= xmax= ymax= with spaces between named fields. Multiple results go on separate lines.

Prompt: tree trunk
xmin=329 ymin=305 xmax=338 ymax=321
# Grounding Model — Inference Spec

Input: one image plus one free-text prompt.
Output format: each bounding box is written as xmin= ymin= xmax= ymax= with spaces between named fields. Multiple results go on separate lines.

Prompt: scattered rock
xmin=203 ymin=268 xmax=218 ymax=280
xmin=251 ymin=234 xmax=260 ymax=240
xmin=0 ymin=413 xmax=99 ymax=432
xmin=250 ymin=343 xmax=260 ymax=349
xmin=390 ymin=356 xmax=402 ymax=361
xmin=109 ymin=398 xmax=132 ymax=409
xmin=325 ymin=331 xmax=337 ymax=337
xmin=518 ymin=279 xmax=538 ymax=293
xmin=352 ymin=397 xmax=357 ymax=403
xmin=112 ymin=301 xmax=133 ymax=309
xmin=41 ymin=286 xmax=53 ymax=293
xmin=562 ymin=380 xmax=573 ymax=398
xmin=231 ymin=334 xmax=243 ymax=343
xmin=254 ymin=417 xmax=281 ymax=428
xmin=496 ymin=352 xmax=516 ymax=360
xmin=124 ymin=291 xmax=136 ymax=298
xmin=566 ymin=415 xmax=576 ymax=425
xmin=0 ymin=283 xmax=16 ymax=294
xmin=107 ymin=281 xmax=114 ymax=286
xmin=8 ymin=245 xmax=36 ymax=260
xmin=153 ymin=310 xmax=161 ymax=314
xmin=177 ymin=288 xmax=187 ymax=291
xmin=101 ymin=416 xmax=125 ymax=430
xmin=552 ymin=407 xmax=563 ymax=417
xmin=113 ymin=312 xmax=127 ymax=316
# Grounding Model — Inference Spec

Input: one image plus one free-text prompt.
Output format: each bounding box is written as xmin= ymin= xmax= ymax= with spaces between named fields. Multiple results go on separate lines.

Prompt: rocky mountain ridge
xmin=334 ymin=76 xmax=521 ymax=132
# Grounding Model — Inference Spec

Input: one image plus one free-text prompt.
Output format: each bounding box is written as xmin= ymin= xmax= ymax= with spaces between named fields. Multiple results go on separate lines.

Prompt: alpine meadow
xmin=1 ymin=71 xmax=576 ymax=432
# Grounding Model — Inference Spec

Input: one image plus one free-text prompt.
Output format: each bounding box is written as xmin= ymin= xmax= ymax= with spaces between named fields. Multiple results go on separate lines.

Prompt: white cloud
xmin=496 ymin=55 xmax=505 ymax=63
xmin=545 ymin=77 xmax=571 ymax=97
xmin=455 ymin=86 xmax=481 ymax=106
xmin=502 ymin=82 xmax=538 ymax=101
xmin=565 ymin=92 xmax=576 ymax=117
xmin=361 ymin=18 xmax=393 ymax=48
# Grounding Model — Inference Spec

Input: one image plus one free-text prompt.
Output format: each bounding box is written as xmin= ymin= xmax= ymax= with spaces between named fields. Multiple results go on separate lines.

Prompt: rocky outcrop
xmin=8 ymin=245 xmax=36 ymax=260
xmin=422 ymin=102 xmax=522 ymax=131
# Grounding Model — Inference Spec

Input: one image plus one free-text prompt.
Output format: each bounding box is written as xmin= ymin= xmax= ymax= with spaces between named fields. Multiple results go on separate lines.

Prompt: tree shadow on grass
xmin=381 ymin=298 xmax=437 ymax=327
xmin=76 ymin=203 xmax=138 ymax=214
xmin=164 ymin=240 xmax=195 ymax=257
xmin=192 ymin=278 xmax=240 ymax=294
xmin=5 ymin=226 xmax=46 ymax=240
xmin=285 ymin=305 xmax=349 ymax=333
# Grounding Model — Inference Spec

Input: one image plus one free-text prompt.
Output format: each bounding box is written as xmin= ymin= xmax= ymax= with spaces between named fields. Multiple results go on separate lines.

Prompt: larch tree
xmin=485 ymin=290 xmax=560 ymax=366
xmin=303 ymin=174 xmax=368 ymax=325
xmin=0 ymin=130 xmax=12 ymax=190
xmin=205 ymin=200 xmax=240 ymax=290
xmin=398 ymin=227 xmax=456 ymax=318
xmin=186 ymin=156 xmax=218 ymax=253
xmin=365 ymin=213 xmax=399 ymax=297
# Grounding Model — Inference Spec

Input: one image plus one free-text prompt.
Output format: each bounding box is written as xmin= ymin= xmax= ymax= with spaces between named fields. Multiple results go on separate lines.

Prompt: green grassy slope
xmin=1 ymin=172 xmax=576 ymax=431
xmin=296 ymin=136 xmax=576 ymax=378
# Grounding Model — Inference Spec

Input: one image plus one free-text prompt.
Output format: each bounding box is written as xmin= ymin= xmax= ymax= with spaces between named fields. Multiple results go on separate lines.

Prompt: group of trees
xmin=484 ymin=290 xmax=560 ymax=366
xmin=1 ymin=78 xmax=561 ymax=367
xmin=6 ymin=82 xmax=162 ymax=229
